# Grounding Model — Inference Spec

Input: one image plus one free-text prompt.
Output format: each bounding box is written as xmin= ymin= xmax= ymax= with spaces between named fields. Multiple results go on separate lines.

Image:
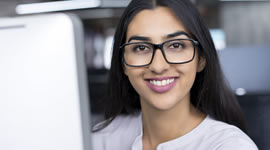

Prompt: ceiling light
xmin=16 ymin=0 xmax=101 ymax=15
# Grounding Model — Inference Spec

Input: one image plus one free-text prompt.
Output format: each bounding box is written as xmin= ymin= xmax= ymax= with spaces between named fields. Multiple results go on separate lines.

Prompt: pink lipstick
xmin=145 ymin=77 xmax=177 ymax=93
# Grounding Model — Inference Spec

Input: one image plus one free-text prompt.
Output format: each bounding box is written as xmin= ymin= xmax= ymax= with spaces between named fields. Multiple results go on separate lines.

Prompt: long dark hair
xmin=96 ymin=0 xmax=247 ymax=133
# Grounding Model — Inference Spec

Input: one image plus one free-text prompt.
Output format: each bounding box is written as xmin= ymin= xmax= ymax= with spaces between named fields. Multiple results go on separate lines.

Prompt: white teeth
xmin=149 ymin=78 xmax=175 ymax=86
xmin=162 ymin=80 xmax=166 ymax=85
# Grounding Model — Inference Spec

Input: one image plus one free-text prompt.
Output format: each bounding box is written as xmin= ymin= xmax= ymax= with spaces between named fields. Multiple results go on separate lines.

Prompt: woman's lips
xmin=145 ymin=77 xmax=177 ymax=93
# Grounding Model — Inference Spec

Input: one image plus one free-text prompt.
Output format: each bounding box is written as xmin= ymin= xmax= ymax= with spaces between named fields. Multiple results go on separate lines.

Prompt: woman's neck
xmin=141 ymin=98 xmax=206 ymax=150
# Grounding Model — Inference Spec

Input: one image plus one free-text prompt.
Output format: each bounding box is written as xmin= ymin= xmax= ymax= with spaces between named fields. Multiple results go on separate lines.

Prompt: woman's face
xmin=124 ymin=7 xmax=204 ymax=111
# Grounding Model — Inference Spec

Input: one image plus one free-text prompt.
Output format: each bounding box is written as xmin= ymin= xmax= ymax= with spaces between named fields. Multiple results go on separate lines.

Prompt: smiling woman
xmin=91 ymin=0 xmax=258 ymax=150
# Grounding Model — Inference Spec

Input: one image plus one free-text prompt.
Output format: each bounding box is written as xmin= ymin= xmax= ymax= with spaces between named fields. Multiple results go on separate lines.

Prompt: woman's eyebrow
xmin=166 ymin=31 xmax=190 ymax=39
xmin=127 ymin=31 xmax=190 ymax=42
xmin=127 ymin=35 xmax=151 ymax=42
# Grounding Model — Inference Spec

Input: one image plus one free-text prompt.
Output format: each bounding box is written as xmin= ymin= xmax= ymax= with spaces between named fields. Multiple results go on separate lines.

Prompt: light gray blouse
xmin=92 ymin=113 xmax=258 ymax=150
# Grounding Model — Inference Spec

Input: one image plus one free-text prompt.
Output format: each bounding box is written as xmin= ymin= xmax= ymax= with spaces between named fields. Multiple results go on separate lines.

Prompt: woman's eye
xmin=169 ymin=42 xmax=183 ymax=49
xmin=133 ymin=45 xmax=149 ymax=52
xmin=137 ymin=45 xmax=146 ymax=50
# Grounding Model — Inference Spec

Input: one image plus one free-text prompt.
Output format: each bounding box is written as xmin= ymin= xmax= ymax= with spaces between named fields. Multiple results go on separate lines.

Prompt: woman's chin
xmin=143 ymin=99 xmax=182 ymax=112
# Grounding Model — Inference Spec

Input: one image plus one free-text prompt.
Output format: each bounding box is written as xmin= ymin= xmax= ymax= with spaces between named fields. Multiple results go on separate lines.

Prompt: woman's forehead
xmin=126 ymin=7 xmax=189 ymax=42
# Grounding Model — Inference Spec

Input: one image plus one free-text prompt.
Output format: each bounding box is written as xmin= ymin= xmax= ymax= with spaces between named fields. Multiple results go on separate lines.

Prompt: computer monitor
xmin=218 ymin=46 xmax=270 ymax=95
xmin=0 ymin=13 xmax=92 ymax=150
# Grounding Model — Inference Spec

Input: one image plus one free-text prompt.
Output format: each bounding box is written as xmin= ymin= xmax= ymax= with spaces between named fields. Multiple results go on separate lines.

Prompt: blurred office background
xmin=1 ymin=0 xmax=269 ymax=149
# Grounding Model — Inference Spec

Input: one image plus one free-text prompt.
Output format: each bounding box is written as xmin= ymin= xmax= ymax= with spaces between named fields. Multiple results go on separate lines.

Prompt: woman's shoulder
xmin=202 ymin=116 xmax=258 ymax=150
xmin=92 ymin=112 xmax=141 ymax=134
xmin=91 ymin=113 xmax=142 ymax=150
xmin=204 ymin=116 xmax=250 ymax=139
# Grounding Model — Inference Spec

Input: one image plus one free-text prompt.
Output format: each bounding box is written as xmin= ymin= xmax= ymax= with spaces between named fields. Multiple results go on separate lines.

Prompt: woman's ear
xmin=197 ymin=56 xmax=206 ymax=72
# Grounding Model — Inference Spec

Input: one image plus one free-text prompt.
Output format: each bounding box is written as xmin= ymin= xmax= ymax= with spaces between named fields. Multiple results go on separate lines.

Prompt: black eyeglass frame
xmin=120 ymin=38 xmax=199 ymax=67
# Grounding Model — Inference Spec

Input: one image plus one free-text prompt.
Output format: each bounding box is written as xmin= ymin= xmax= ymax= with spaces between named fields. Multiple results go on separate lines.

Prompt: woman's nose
xmin=148 ymin=49 xmax=170 ymax=74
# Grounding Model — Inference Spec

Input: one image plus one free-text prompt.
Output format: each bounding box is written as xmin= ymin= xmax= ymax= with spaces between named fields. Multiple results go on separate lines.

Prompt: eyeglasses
xmin=120 ymin=39 xmax=199 ymax=67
